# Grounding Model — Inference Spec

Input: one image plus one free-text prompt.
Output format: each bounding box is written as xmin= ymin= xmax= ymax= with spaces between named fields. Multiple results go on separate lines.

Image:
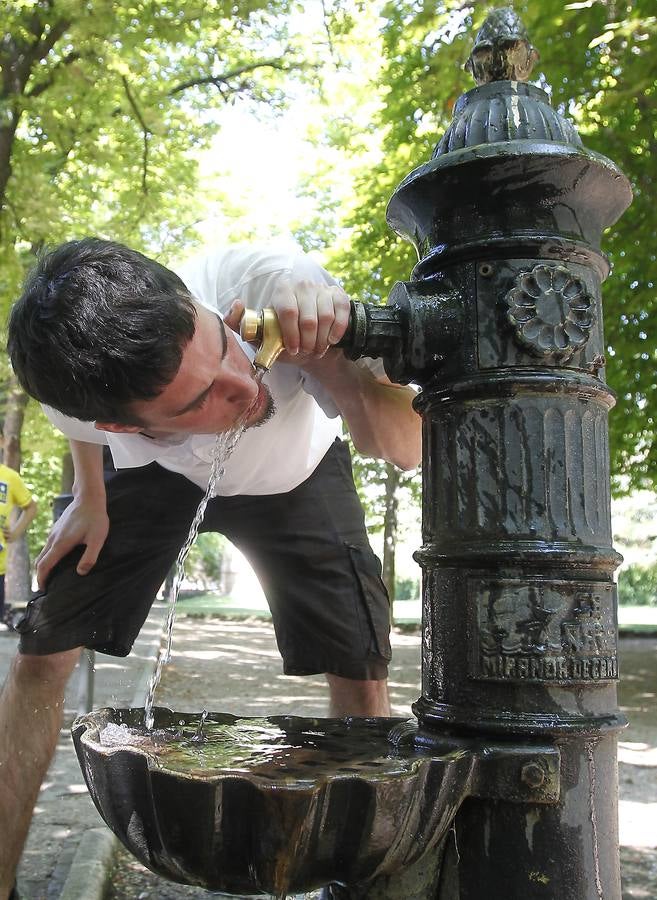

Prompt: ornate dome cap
xmin=433 ymin=7 xmax=581 ymax=156
xmin=434 ymin=81 xmax=582 ymax=156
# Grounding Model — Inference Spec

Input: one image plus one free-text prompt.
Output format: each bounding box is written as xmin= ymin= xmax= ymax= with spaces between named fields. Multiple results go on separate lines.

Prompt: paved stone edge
xmin=58 ymin=828 xmax=118 ymax=900
xmin=57 ymin=610 xmax=166 ymax=898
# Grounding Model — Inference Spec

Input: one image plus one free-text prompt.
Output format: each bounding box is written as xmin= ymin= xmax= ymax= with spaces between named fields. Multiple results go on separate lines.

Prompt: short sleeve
xmin=42 ymin=406 xmax=109 ymax=445
xmin=8 ymin=470 xmax=32 ymax=508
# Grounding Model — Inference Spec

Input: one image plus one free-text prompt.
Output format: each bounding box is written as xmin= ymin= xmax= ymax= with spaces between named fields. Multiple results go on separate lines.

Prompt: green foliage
xmin=618 ymin=562 xmax=657 ymax=606
xmin=185 ymin=532 xmax=227 ymax=589
xmin=394 ymin=575 xmax=420 ymax=602
xmin=311 ymin=0 xmax=657 ymax=492
xmin=1 ymin=0 xmax=296 ymax=283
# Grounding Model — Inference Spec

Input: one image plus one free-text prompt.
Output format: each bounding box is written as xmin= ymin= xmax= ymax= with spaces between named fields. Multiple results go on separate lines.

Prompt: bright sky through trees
xmin=194 ymin=103 xmax=316 ymax=245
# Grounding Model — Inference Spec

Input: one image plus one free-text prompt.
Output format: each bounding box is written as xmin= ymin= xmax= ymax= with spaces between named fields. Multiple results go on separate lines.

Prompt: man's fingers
xmin=296 ymin=287 xmax=319 ymax=354
xmin=35 ymin=534 xmax=55 ymax=569
xmin=76 ymin=542 xmax=100 ymax=576
xmin=315 ymin=288 xmax=337 ymax=353
xmin=273 ymin=286 xmax=301 ymax=356
xmin=327 ymin=287 xmax=351 ymax=346
xmin=271 ymin=279 xmax=352 ymax=358
xmin=225 ymin=300 xmax=245 ymax=334
xmin=36 ymin=543 xmax=65 ymax=590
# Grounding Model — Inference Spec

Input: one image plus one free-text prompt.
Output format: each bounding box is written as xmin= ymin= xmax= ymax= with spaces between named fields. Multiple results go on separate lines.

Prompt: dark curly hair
xmin=8 ymin=238 xmax=197 ymax=424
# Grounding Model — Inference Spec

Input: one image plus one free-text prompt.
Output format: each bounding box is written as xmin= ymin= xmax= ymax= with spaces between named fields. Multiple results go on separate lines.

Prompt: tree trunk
xmin=381 ymin=462 xmax=401 ymax=608
xmin=3 ymin=374 xmax=31 ymax=607
xmin=0 ymin=113 xmax=19 ymax=219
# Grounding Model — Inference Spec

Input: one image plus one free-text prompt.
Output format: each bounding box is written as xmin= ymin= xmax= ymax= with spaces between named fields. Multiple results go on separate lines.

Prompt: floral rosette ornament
xmin=505 ymin=264 xmax=594 ymax=358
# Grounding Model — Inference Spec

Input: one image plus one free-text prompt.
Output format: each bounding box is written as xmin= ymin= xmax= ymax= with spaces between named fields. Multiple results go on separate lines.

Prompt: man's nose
xmin=221 ymin=371 xmax=257 ymax=406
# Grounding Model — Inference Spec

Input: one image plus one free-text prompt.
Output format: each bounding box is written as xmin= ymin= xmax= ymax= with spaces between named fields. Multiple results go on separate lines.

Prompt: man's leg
xmin=207 ymin=441 xmax=393 ymax=715
xmin=3 ymin=464 xmax=202 ymax=896
xmin=325 ymin=673 xmax=391 ymax=716
xmin=0 ymin=647 xmax=81 ymax=897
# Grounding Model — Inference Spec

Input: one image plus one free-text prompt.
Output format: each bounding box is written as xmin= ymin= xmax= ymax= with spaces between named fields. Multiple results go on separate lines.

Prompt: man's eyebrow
xmin=217 ymin=313 xmax=227 ymax=361
xmin=172 ymin=313 xmax=227 ymax=417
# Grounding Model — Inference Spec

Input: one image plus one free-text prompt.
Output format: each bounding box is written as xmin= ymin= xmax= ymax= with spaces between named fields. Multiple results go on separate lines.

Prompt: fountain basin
xmin=72 ymin=707 xmax=474 ymax=895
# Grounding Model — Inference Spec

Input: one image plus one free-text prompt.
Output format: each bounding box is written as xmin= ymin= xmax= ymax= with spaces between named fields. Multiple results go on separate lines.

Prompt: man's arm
xmin=302 ymin=351 xmax=421 ymax=470
xmin=225 ymin=270 xmax=422 ymax=471
xmin=264 ymin=253 xmax=421 ymax=469
xmin=35 ymin=439 xmax=110 ymax=588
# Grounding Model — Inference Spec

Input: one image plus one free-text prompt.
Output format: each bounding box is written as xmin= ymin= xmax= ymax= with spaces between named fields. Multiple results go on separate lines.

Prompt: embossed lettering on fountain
xmin=469 ymin=579 xmax=618 ymax=683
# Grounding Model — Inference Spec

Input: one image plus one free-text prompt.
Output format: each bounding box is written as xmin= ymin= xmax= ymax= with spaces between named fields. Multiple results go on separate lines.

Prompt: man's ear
xmin=94 ymin=421 xmax=143 ymax=434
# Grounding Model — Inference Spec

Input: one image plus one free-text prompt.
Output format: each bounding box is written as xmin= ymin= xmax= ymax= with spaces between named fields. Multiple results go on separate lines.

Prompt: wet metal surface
xmin=73 ymin=707 xmax=475 ymax=895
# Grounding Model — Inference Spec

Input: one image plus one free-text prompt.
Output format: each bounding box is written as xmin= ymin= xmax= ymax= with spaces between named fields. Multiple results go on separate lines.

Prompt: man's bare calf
xmin=0 ymin=647 xmax=81 ymax=899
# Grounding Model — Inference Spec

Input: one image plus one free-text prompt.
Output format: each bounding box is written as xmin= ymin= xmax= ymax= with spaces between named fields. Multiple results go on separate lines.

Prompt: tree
xmin=0 ymin=0 xmax=302 ymax=595
xmin=349 ymin=445 xmax=421 ymax=604
xmin=310 ymin=0 xmax=657 ymax=493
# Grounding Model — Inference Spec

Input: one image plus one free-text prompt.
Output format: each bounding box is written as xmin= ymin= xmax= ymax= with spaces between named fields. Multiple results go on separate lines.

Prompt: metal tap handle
xmin=239 ymin=308 xmax=284 ymax=372
xmin=239 ymin=302 xmax=401 ymax=374
xmin=240 ymin=290 xmax=461 ymax=386
xmin=337 ymin=300 xmax=404 ymax=362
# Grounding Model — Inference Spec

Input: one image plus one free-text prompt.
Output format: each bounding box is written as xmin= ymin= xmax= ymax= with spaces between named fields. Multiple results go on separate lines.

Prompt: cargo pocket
xmin=345 ymin=542 xmax=392 ymax=661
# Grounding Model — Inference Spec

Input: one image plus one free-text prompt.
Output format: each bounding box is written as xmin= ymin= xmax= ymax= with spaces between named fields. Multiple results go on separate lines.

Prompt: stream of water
xmin=143 ymin=369 xmax=266 ymax=729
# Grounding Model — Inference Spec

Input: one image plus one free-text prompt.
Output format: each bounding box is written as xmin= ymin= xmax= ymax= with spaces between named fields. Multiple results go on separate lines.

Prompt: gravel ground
xmin=104 ymin=618 xmax=657 ymax=899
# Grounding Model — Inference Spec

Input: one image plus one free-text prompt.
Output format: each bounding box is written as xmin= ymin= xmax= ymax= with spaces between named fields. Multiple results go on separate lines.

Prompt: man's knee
xmin=10 ymin=646 xmax=82 ymax=690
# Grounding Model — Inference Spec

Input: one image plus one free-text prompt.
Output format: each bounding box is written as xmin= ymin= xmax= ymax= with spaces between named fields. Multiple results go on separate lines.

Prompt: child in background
xmin=0 ymin=462 xmax=37 ymax=631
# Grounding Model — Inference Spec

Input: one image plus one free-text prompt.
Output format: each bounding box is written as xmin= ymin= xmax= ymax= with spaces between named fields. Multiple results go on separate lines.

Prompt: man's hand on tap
xmin=224 ymin=279 xmax=351 ymax=363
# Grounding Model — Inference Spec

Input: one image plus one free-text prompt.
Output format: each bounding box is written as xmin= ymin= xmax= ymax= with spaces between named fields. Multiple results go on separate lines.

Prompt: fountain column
xmin=341 ymin=8 xmax=632 ymax=899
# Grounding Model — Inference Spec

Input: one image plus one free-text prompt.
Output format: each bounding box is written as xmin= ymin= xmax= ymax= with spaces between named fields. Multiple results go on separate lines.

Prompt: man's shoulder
xmin=175 ymin=241 xmax=302 ymax=285
xmin=172 ymin=241 xmax=304 ymax=313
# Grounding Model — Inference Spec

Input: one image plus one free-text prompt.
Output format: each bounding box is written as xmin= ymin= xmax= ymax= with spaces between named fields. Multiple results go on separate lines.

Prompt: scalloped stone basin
xmin=72 ymin=707 xmax=474 ymax=895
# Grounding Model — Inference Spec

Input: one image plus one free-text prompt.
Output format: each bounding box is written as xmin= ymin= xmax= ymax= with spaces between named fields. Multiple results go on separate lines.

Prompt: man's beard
xmin=246 ymin=382 xmax=275 ymax=430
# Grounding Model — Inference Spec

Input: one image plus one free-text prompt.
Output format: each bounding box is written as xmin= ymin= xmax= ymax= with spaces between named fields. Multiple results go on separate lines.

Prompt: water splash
xmin=192 ymin=709 xmax=209 ymax=743
xmin=144 ymin=370 xmax=266 ymax=729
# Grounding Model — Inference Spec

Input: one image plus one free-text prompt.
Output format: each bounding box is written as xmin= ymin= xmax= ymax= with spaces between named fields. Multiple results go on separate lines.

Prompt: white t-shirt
xmin=43 ymin=243 xmax=383 ymax=496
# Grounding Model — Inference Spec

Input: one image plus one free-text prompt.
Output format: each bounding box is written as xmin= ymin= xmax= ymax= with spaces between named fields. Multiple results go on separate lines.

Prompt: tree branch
xmin=14 ymin=17 xmax=72 ymax=92
xmin=168 ymin=57 xmax=295 ymax=96
xmin=26 ymin=49 xmax=82 ymax=98
xmin=122 ymin=76 xmax=152 ymax=194
xmin=320 ymin=0 xmax=340 ymax=70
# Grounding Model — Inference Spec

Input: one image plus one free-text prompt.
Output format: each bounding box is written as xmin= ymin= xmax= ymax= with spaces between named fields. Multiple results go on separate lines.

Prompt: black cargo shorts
xmin=16 ymin=440 xmax=391 ymax=680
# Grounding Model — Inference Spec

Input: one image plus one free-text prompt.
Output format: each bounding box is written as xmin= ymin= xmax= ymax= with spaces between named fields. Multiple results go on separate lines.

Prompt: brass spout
xmin=239 ymin=308 xmax=284 ymax=371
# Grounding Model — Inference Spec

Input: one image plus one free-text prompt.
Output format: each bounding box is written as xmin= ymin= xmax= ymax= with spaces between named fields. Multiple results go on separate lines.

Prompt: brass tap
xmin=239 ymin=308 xmax=285 ymax=372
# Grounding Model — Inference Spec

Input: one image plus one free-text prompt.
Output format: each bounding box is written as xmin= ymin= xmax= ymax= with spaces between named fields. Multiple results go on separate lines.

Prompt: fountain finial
xmin=464 ymin=7 xmax=539 ymax=85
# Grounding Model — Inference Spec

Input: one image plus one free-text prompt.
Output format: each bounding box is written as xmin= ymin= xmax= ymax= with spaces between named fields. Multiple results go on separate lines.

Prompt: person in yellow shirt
xmin=0 ymin=464 xmax=37 ymax=632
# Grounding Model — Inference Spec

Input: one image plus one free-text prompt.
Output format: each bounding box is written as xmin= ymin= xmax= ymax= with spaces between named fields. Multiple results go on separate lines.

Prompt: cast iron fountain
xmin=72 ymin=9 xmax=632 ymax=898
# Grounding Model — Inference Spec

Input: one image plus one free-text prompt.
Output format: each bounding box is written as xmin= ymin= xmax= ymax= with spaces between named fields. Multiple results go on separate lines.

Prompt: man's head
xmin=8 ymin=238 xmax=272 ymax=435
xmin=8 ymin=238 xmax=197 ymax=425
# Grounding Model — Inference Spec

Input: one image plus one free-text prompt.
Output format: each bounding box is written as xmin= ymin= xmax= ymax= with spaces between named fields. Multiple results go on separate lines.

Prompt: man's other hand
xmin=36 ymin=495 xmax=109 ymax=589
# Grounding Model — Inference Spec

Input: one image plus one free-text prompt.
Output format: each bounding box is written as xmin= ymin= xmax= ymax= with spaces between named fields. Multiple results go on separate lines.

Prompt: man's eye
xmin=188 ymin=391 xmax=211 ymax=413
